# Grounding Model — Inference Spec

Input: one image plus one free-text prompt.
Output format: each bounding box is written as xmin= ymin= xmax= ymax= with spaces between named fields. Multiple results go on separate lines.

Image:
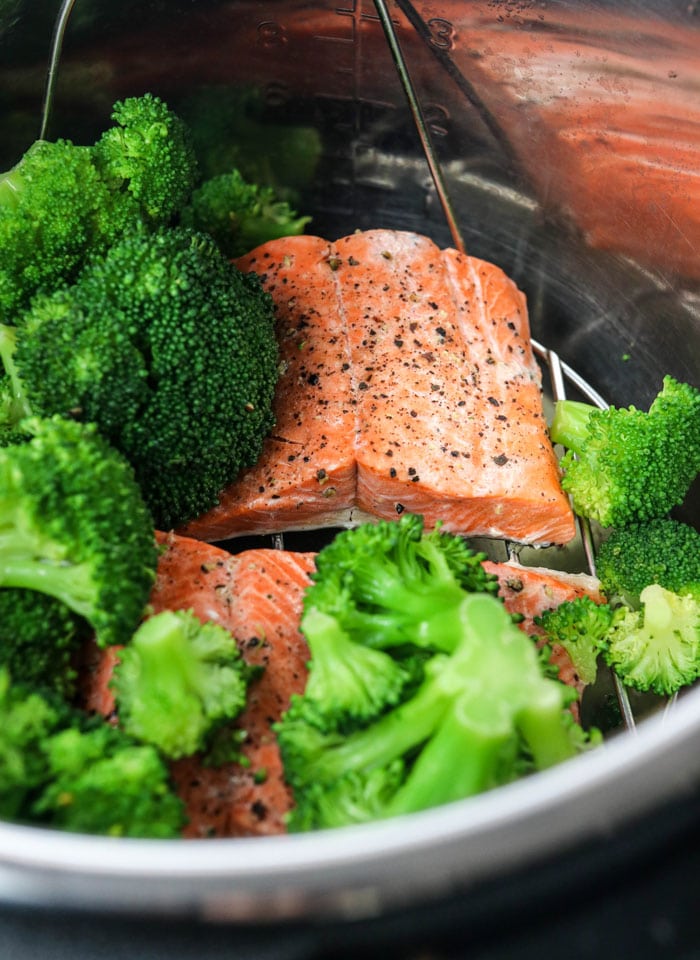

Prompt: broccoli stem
xmin=517 ymin=686 xmax=578 ymax=769
xmin=307 ymin=674 xmax=450 ymax=785
xmin=387 ymin=697 xmax=515 ymax=815
xmin=125 ymin=612 xmax=204 ymax=696
xmin=641 ymin=584 xmax=673 ymax=631
xmin=0 ymin=162 xmax=25 ymax=209
xmin=549 ymin=399 xmax=596 ymax=453
xmin=0 ymin=541 xmax=97 ymax=625
xmin=0 ymin=324 xmax=32 ymax=424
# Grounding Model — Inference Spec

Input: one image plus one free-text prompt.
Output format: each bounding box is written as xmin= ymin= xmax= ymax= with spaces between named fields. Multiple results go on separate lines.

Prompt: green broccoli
xmin=305 ymin=512 xmax=501 ymax=649
xmin=0 ymin=416 xmax=157 ymax=648
xmin=0 ymin=93 xmax=198 ymax=321
xmin=534 ymin=595 xmax=622 ymax=686
xmin=1 ymin=226 xmax=279 ymax=528
xmin=276 ymin=514 xmax=595 ymax=831
xmin=176 ymin=85 xmax=321 ymax=191
xmin=0 ymin=667 xmax=62 ymax=820
xmin=111 ymin=609 xmax=255 ymax=760
xmin=595 ymin=518 xmax=700 ymax=608
xmin=297 ymin=606 xmax=425 ymax=733
xmin=279 ymin=590 xmax=592 ymax=831
xmin=92 ymin=92 xmax=198 ymax=224
xmin=549 ymin=376 xmax=700 ymax=527
xmin=181 ymin=168 xmax=311 ymax=258
xmin=0 ymin=667 xmax=186 ymax=837
xmin=292 ymin=513 xmax=500 ymax=731
xmin=603 ymin=584 xmax=700 ymax=696
xmin=0 ymin=588 xmax=90 ymax=697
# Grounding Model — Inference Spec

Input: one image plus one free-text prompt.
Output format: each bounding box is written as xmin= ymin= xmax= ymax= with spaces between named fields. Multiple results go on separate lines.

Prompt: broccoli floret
xmin=0 ymin=416 xmax=157 ymax=647
xmin=304 ymin=513 xmax=501 ymax=653
xmin=603 ymin=584 xmax=700 ymax=696
xmin=0 ymin=140 xmax=116 ymax=320
xmin=0 ymin=589 xmax=90 ymax=697
xmin=32 ymin=724 xmax=185 ymax=837
xmin=277 ymin=515 xmax=594 ymax=831
xmin=0 ymin=93 xmax=198 ymax=321
xmin=1 ymin=226 xmax=279 ymax=528
xmin=181 ymin=168 xmax=311 ymax=258
xmin=111 ymin=609 xmax=255 ymax=760
xmin=0 ymin=323 xmax=29 ymax=424
xmin=293 ymin=514 xmax=497 ymax=732
xmin=0 ymin=668 xmax=185 ymax=837
xmin=549 ymin=376 xmax=700 ymax=527
xmin=595 ymin=518 xmax=700 ymax=608
xmin=0 ymin=667 xmax=63 ymax=820
xmin=298 ymin=606 xmax=424 ymax=733
xmin=279 ymin=590 xmax=591 ymax=831
xmin=92 ymin=92 xmax=198 ymax=225
xmin=177 ymin=85 xmax=321 ymax=191
xmin=534 ymin=595 xmax=622 ymax=685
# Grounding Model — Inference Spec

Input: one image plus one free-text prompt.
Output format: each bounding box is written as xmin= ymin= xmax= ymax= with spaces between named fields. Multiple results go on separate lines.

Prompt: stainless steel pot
xmin=0 ymin=0 xmax=698 ymax=924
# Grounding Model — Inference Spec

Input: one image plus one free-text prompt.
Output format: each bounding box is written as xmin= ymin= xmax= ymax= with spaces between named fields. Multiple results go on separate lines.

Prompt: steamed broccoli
xmin=305 ymin=512 xmax=501 ymax=648
xmin=0 ymin=93 xmax=198 ymax=321
xmin=0 ymin=589 xmax=90 ymax=697
xmin=277 ymin=515 xmax=595 ymax=831
xmin=297 ymin=606 xmax=424 ymax=734
xmin=0 ymin=668 xmax=185 ymax=836
xmin=0 ymin=416 xmax=157 ymax=647
xmin=549 ymin=376 xmax=700 ymax=527
xmin=595 ymin=518 xmax=700 ymax=608
xmin=92 ymin=92 xmax=198 ymax=224
xmin=537 ymin=571 xmax=700 ymax=698
xmin=604 ymin=584 xmax=700 ymax=696
xmin=177 ymin=85 xmax=321 ymax=192
xmin=280 ymin=590 xmax=591 ymax=831
xmin=181 ymin=168 xmax=311 ymax=258
xmin=292 ymin=513 xmax=500 ymax=731
xmin=534 ymin=595 xmax=622 ymax=686
xmin=1 ymin=226 xmax=279 ymax=528
xmin=111 ymin=609 xmax=255 ymax=760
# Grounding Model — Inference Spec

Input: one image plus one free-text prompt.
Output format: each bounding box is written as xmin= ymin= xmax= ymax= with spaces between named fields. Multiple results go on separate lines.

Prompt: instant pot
xmin=0 ymin=1 xmax=699 ymax=956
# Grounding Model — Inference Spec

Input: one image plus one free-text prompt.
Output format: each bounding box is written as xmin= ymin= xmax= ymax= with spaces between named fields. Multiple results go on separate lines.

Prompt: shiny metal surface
xmin=0 ymin=0 xmax=698 ymax=920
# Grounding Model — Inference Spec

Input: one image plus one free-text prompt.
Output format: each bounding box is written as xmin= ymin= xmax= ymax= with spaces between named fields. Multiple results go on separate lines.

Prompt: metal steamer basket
xmin=0 ymin=0 xmax=699 ymax=931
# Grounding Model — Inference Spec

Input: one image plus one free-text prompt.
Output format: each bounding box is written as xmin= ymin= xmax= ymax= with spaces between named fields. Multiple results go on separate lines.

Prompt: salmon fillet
xmin=181 ymin=229 xmax=575 ymax=546
xmin=78 ymin=531 xmax=315 ymax=838
xmin=178 ymin=237 xmax=357 ymax=541
xmin=484 ymin=559 xmax=605 ymax=694
xmin=79 ymin=533 xmax=601 ymax=838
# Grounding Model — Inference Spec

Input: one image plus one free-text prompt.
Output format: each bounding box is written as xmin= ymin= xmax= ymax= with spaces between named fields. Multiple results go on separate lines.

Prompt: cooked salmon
xmin=79 ymin=532 xmax=601 ymax=838
xmin=180 ymin=229 xmax=575 ymax=546
xmin=78 ymin=531 xmax=315 ymax=838
xmin=484 ymin=559 xmax=605 ymax=693
xmin=176 ymin=237 xmax=357 ymax=542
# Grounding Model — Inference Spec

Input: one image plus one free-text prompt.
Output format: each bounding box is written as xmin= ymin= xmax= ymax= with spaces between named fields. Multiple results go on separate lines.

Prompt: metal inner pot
xmin=0 ymin=0 xmax=698 ymax=924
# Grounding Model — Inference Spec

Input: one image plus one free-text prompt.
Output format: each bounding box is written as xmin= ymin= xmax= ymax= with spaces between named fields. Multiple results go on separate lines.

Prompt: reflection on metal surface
xmin=3 ymin=0 xmax=697 ymax=279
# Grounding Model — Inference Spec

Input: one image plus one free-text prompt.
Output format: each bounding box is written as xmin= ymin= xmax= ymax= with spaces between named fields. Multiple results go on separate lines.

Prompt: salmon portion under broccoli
xmin=79 ymin=528 xmax=603 ymax=838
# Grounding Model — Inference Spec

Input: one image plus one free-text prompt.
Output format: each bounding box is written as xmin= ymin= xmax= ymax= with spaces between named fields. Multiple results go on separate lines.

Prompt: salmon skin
xmin=80 ymin=532 xmax=600 ymax=838
xmin=180 ymin=229 xmax=575 ymax=546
